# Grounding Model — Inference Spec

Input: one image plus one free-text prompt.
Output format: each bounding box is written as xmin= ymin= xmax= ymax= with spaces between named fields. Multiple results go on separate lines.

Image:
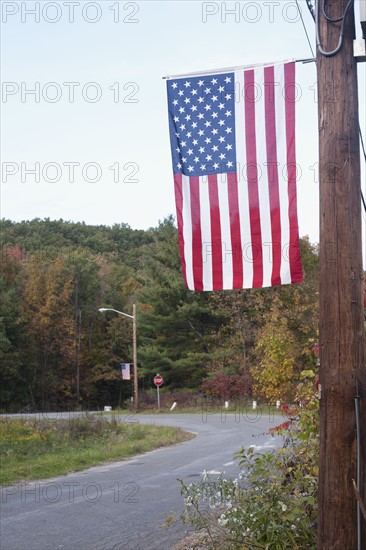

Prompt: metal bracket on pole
xmin=354 ymin=39 xmax=366 ymax=61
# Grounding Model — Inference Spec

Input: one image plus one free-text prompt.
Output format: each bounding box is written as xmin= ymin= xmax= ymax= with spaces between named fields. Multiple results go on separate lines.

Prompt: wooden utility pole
xmin=317 ymin=0 xmax=366 ymax=548
xmin=132 ymin=302 xmax=138 ymax=410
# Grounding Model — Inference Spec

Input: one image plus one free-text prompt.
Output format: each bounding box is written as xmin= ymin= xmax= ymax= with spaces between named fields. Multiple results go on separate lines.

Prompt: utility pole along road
xmin=1 ymin=413 xmax=282 ymax=550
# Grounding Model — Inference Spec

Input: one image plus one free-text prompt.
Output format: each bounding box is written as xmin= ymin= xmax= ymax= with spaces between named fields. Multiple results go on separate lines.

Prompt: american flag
xmin=166 ymin=61 xmax=302 ymax=291
xmin=121 ymin=363 xmax=130 ymax=380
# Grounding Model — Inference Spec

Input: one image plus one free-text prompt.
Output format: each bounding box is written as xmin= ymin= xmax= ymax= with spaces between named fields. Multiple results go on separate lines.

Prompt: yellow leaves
xmin=251 ymin=311 xmax=300 ymax=403
xmin=300 ymin=369 xmax=315 ymax=379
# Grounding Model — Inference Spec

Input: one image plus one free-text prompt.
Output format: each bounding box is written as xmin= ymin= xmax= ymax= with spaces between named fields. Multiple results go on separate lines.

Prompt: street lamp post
xmin=98 ymin=305 xmax=138 ymax=410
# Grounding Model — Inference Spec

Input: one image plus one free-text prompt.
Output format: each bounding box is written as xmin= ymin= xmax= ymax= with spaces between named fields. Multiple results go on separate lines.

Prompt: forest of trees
xmin=0 ymin=217 xmax=319 ymax=411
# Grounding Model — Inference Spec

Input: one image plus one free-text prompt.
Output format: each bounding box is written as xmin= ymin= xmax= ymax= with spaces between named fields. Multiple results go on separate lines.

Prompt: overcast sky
xmin=1 ymin=0 xmax=365 ymax=248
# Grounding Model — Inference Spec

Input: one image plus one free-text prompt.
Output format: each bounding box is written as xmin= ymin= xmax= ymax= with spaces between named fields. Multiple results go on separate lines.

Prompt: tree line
xmin=0 ymin=217 xmax=319 ymax=411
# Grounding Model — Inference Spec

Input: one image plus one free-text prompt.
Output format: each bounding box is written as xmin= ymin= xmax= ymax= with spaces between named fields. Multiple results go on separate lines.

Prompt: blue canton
xmin=167 ymin=73 xmax=237 ymax=177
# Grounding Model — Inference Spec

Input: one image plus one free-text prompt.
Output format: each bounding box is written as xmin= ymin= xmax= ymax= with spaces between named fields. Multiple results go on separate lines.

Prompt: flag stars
xmin=169 ymin=72 xmax=236 ymax=176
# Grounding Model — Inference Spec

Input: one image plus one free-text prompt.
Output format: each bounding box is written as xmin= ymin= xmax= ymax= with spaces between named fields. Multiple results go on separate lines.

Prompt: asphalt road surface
xmin=1 ymin=412 xmax=284 ymax=550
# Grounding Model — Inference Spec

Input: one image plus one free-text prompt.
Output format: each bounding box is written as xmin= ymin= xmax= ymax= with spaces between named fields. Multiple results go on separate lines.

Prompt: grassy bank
xmin=0 ymin=416 xmax=194 ymax=486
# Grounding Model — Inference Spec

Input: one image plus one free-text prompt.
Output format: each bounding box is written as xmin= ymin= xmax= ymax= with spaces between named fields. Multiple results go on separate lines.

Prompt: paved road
xmin=1 ymin=412 xmax=284 ymax=550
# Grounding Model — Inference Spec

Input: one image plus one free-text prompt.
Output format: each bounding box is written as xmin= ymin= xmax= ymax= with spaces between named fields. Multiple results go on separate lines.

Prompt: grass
xmin=0 ymin=415 xmax=194 ymax=486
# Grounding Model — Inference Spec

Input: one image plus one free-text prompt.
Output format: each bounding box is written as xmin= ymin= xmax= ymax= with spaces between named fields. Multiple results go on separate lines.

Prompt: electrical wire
xmin=321 ymin=0 xmax=348 ymax=23
xmin=361 ymin=127 xmax=366 ymax=214
xmin=316 ymin=0 xmax=355 ymax=57
xmin=311 ymin=1 xmax=366 ymax=214
xmin=304 ymin=0 xmax=366 ymax=219
xmin=360 ymin=126 xmax=366 ymax=163
xmin=305 ymin=0 xmax=316 ymax=22
xmin=360 ymin=125 xmax=366 ymax=214
xmin=355 ymin=397 xmax=362 ymax=550
xmin=295 ymin=0 xmax=316 ymax=57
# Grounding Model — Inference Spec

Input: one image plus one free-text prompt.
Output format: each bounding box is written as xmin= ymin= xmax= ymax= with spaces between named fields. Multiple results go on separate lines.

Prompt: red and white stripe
xmin=174 ymin=61 xmax=302 ymax=291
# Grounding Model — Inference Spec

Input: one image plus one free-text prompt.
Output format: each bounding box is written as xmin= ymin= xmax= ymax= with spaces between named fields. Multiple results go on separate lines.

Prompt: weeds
xmin=0 ymin=416 xmax=193 ymax=485
xmin=177 ymin=370 xmax=319 ymax=549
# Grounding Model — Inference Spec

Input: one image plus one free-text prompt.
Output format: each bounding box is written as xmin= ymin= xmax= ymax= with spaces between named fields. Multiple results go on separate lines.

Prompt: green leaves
xmin=0 ymin=218 xmax=319 ymax=411
xmin=181 ymin=435 xmax=318 ymax=549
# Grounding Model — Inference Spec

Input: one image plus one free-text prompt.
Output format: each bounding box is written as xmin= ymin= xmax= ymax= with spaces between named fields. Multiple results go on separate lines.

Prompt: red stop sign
xmin=154 ymin=374 xmax=163 ymax=387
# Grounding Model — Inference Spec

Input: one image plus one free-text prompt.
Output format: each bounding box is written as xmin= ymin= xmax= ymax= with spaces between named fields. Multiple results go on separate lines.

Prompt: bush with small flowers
xmin=178 ymin=372 xmax=318 ymax=549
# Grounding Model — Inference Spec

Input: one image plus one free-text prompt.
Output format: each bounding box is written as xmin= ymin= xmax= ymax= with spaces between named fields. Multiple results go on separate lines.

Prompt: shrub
xmin=201 ymin=373 xmax=252 ymax=401
xmin=178 ymin=370 xmax=319 ymax=549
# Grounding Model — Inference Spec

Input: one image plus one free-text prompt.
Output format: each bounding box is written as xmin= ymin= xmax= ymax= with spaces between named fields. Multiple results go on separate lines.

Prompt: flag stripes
xmin=168 ymin=61 xmax=302 ymax=291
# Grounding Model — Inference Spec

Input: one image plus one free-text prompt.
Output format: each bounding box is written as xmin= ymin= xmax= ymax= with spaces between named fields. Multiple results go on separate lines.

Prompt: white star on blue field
xmin=167 ymin=74 xmax=237 ymax=177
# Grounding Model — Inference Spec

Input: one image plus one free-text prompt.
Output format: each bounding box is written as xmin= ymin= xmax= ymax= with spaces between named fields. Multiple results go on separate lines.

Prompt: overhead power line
xmin=303 ymin=0 xmax=366 ymax=215
xmin=295 ymin=0 xmax=316 ymax=57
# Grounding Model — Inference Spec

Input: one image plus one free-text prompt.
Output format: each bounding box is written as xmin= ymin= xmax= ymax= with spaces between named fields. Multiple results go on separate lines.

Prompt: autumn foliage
xmin=201 ymin=372 xmax=252 ymax=400
xmin=0 ymin=218 xmax=319 ymax=411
